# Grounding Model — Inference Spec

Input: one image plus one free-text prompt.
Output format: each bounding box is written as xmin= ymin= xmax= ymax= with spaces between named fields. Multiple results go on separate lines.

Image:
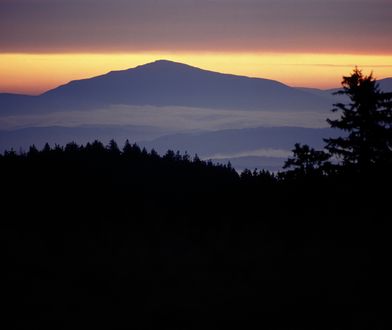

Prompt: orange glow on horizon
xmin=1 ymin=52 xmax=391 ymax=95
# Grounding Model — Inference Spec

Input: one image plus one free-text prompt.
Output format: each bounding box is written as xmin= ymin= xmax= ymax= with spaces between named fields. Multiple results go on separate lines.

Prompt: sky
xmin=1 ymin=0 xmax=392 ymax=94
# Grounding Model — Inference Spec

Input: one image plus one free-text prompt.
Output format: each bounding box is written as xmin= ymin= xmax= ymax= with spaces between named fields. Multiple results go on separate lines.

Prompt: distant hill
xmin=378 ymin=77 xmax=392 ymax=92
xmin=0 ymin=125 xmax=339 ymax=171
xmin=0 ymin=93 xmax=37 ymax=115
xmin=298 ymin=77 xmax=392 ymax=101
xmin=1 ymin=62 xmax=390 ymax=171
xmin=139 ymin=126 xmax=340 ymax=171
xmin=1 ymin=60 xmax=338 ymax=115
xmin=0 ymin=125 xmax=336 ymax=154
xmin=1 ymin=62 xmax=391 ymax=116
xmin=140 ymin=126 xmax=337 ymax=157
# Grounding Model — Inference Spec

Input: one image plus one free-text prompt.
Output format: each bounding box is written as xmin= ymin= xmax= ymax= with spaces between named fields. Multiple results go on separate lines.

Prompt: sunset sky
xmin=1 ymin=0 xmax=392 ymax=94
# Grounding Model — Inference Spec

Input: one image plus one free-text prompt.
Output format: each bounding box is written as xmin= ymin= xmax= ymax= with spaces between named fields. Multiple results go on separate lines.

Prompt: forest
xmin=2 ymin=69 xmax=391 ymax=329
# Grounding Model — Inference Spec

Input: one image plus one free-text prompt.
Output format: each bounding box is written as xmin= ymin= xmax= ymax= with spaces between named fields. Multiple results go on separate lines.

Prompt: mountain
xmin=1 ymin=60 xmax=336 ymax=115
xmin=0 ymin=125 xmax=336 ymax=155
xmin=1 ymin=61 xmax=390 ymax=171
xmin=379 ymin=77 xmax=392 ymax=92
xmin=0 ymin=93 xmax=37 ymax=115
xmin=1 ymin=62 xmax=391 ymax=116
xmin=0 ymin=125 xmax=339 ymax=171
xmin=138 ymin=126 xmax=340 ymax=171
xmin=298 ymin=77 xmax=392 ymax=101
xmin=140 ymin=126 xmax=337 ymax=156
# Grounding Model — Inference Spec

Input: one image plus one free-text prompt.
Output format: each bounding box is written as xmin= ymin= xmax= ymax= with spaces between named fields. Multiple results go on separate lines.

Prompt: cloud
xmin=1 ymin=0 xmax=391 ymax=53
xmin=203 ymin=148 xmax=291 ymax=160
xmin=0 ymin=105 xmax=332 ymax=131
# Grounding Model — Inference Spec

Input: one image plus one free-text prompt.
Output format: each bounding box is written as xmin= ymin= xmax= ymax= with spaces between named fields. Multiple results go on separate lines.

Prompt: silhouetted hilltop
xmin=297 ymin=77 xmax=392 ymax=103
xmin=141 ymin=126 xmax=338 ymax=156
xmin=38 ymin=59 xmax=335 ymax=112
xmin=0 ymin=126 xmax=339 ymax=172
xmin=2 ymin=62 xmax=391 ymax=116
xmin=0 ymin=92 xmax=37 ymax=114
xmin=1 ymin=60 xmax=337 ymax=114
xmin=378 ymin=77 xmax=392 ymax=91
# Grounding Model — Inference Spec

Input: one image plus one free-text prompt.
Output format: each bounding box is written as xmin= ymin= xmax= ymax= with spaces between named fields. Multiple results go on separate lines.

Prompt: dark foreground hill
xmin=2 ymin=141 xmax=389 ymax=330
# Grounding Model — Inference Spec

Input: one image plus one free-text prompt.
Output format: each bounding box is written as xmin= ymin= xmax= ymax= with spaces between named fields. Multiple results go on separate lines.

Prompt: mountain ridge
xmin=0 ymin=60 xmax=336 ymax=115
xmin=2 ymin=60 xmax=391 ymax=97
xmin=40 ymin=59 xmax=304 ymax=109
xmin=1 ymin=60 xmax=391 ymax=116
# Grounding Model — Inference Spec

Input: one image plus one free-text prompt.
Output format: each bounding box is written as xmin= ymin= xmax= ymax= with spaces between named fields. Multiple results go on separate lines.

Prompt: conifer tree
xmin=107 ymin=139 xmax=120 ymax=155
xmin=283 ymin=143 xmax=330 ymax=177
xmin=324 ymin=67 xmax=392 ymax=174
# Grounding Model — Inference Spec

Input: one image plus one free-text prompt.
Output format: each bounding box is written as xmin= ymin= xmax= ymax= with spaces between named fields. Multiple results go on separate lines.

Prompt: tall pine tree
xmin=324 ymin=67 xmax=392 ymax=174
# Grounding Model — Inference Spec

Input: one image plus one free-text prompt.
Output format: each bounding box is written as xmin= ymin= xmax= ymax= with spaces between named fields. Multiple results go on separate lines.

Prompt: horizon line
xmin=1 ymin=53 xmax=392 ymax=95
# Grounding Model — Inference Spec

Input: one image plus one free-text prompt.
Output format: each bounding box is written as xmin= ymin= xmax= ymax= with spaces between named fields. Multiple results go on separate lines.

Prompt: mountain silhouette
xmin=141 ymin=126 xmax=336 ymax=156
xmin=40 ymin=59 xmax=332 ymax=111
xmin=378 ymin=77 xmax=392 ymax=92
xmin=1 ymin=62 xmax=391 ymax=170
xmin=0 ymin=93 xmax=37 ymax=115
xmin=1 ymin=60 xmax=344 ymax=115
xmin=305 ymin=77 xmax=392 ymax=99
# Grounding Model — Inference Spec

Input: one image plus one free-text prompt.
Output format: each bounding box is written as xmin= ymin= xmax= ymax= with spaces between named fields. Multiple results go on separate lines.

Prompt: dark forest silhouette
xmin=283 ymin=67 xmax=392 ymax=179
xmin=2 ymin=68 xmax=391 ymax=329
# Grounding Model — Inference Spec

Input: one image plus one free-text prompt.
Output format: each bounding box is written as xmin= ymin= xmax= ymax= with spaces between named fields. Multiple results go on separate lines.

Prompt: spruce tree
xmin=324 ymin=67 xmax=392 ymax=174
xmin=283 ymin=143 xmax=330 ymax=178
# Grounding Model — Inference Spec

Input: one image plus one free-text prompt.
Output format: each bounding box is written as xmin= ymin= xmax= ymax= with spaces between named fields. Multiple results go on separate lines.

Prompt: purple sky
xmin=1 ymin=0 xmax=392 ymax=54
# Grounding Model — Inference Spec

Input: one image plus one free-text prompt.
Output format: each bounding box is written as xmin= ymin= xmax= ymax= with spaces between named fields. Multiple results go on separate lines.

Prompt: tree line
xmin=1 ymin=68 xmax=391 ymax=330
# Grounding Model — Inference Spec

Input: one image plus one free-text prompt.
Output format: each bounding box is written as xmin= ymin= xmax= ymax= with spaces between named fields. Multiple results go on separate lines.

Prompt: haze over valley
xmin=2 ymin=60 xmax=390 ymax=170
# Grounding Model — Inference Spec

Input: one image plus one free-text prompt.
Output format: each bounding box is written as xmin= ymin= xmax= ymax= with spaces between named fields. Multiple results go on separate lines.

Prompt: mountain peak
xmin=33 ymin=59 xmax=336 ymax=113
xmin=152 ymin=59 xmax=179 ymax=65
xmin=134 ymin=59 xmax=199 ymax=71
